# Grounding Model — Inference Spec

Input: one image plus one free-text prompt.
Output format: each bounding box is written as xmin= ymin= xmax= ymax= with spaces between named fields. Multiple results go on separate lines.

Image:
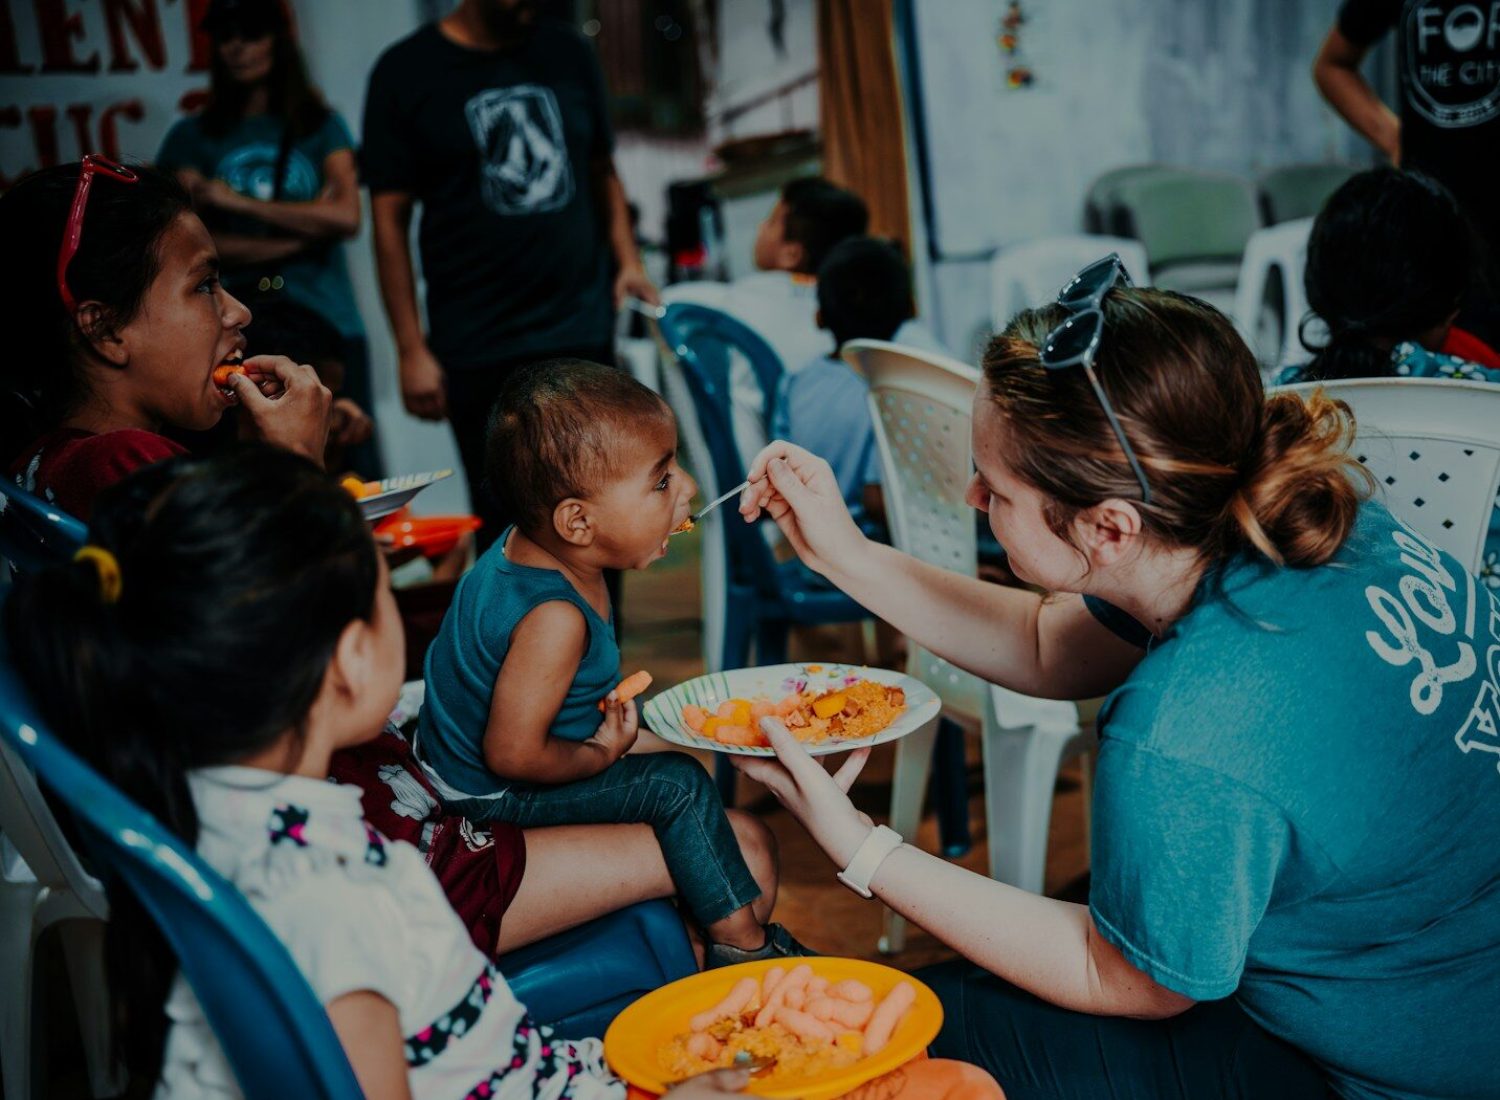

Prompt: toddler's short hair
xmin=485 ymin=359 xmax=674 ymax=536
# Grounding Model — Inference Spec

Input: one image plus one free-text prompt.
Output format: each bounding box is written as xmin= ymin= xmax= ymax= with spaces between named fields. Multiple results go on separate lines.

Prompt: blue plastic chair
xmin=0 ymin=482 xmax=88 ymax=574
xmin=0 ymin=656 xmax=367 ymax=1098
xmin=658 ymin=303 xmax=874 ymax=799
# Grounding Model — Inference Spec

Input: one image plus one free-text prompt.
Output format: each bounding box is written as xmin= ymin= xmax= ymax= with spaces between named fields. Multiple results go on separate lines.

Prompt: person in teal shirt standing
xmin=731 ymin=258 xmax=1500 ymax=1098
xmin=156 ymin=0 xmax=377 ymax=473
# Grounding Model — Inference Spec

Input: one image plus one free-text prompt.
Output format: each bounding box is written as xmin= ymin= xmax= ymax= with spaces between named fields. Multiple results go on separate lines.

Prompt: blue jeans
xmin=446 ymin=752 xmax=761 ymax=927
xmin=919 ymin=961 xmax=1330 ymax=1100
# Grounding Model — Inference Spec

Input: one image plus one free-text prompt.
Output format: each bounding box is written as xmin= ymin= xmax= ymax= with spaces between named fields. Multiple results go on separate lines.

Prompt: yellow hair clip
xmin=74 ymin=545 xmax=122 ymax=605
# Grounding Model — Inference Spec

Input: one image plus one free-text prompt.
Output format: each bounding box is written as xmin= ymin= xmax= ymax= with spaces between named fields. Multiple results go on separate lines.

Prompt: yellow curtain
xmin=816 ymin=0 xmax=912 ymax=249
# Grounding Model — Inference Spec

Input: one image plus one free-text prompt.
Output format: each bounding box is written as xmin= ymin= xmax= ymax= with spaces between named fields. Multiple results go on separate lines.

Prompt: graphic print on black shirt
xmin=1398 ymin=3 xmax=1500 ymax=128
xmin=465 ymin=84 xmax=576 ymax=216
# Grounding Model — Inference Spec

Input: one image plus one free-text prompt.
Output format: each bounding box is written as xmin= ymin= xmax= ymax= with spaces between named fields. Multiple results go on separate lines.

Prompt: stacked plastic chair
xmin=990 ymin=235 xmax=1150 ymax=332
xmin=1233 ymin=216 xmax=1318 ymax=374
xmin=1257 ymin=163 xmax=1356 ymax=225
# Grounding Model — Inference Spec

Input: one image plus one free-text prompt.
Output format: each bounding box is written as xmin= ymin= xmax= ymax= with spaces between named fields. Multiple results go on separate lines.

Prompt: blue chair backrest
xmin=0 ymin=645 xmax=364 ymax=1098
xmin=657 ymin=302 xmax=785 ymax=594
xmin=0 ymin=482 xmax=87 ymax=571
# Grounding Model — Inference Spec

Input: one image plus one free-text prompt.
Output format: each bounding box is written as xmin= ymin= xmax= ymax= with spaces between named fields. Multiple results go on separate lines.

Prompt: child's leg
xmin=490 ymin=753 xmax=769 ymax=947
xmin=496 ymin=812 xmax=777 ymax=952
xmin=842 ymin=1058 xmax=1006 ymax=1100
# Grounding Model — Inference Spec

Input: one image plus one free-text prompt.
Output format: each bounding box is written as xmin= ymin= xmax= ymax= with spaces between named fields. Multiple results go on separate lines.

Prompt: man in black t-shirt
xmin=364 ymin=0 xmax=657 ymax=544
xmin=1314 ymin=1 xmax=1500 ymax=340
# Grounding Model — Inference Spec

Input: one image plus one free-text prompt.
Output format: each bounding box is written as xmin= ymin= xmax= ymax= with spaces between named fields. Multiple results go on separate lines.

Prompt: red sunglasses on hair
xmin=56 ymin=154 xmax=140 ymax=315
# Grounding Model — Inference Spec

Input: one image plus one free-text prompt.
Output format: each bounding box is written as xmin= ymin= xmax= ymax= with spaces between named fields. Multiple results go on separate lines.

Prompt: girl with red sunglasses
xmin=0 ymin=156 xmax=331 ymax=519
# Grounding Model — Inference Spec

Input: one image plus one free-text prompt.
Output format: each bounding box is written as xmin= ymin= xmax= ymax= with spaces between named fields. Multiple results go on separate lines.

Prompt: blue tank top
xmin=418 ymin=528 xmax=619 ymax=797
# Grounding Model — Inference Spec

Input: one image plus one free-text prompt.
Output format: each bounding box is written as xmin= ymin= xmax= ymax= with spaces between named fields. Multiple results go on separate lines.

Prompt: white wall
xmin=707 ymin=0 xmax=818 ymax=142
xmin=906 ymin=0 xmax=1372 ymax=356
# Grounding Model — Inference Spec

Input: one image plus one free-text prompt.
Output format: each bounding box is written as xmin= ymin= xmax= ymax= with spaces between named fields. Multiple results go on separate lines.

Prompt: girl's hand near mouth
xmin=225 ymin=355 xmax=332 ymax=467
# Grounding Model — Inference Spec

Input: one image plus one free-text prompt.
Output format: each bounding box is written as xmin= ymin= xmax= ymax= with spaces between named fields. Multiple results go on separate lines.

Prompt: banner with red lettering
xmin=0 ymin=0 xmax=219 ymax=188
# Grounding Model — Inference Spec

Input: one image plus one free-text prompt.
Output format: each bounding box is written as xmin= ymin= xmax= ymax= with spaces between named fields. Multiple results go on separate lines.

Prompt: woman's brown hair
xmin=985 ymin=288 xmax=1371 ymax=569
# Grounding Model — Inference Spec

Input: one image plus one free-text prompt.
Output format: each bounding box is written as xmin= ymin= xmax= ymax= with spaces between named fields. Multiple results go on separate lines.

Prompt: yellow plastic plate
xmin=603 ymin=958 xmax=943 ymax=1099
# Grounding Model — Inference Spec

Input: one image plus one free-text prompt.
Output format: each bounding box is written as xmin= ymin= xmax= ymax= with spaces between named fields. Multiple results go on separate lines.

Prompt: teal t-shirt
xmin=1088 ymin=502 xmax=1500 ymax=1099
xmin=418 ymin=529 xmax=618 ymax=797
xmin=156 ymin=111 xmax=365 ymax=339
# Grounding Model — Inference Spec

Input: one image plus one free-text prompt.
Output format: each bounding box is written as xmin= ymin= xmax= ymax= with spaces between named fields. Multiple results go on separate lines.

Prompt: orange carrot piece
xmin=681 ymin=704 xmax=709 ymax=732
xmin=712 ymin=724 xmax=760 ymax=746
xmin=690 ymin=976 xmax=759 ymax=1032
xmin=212 ymin=362 xmax=246 ymax=388
xmin=598 ymin=669 xmax=652 ymax=711
xmin=863 ymin=981 xmax=916 ymax=1056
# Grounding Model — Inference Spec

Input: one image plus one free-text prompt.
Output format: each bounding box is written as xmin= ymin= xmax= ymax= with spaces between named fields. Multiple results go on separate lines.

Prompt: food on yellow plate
xmin=599 ymin=669 xmax=653 ymax=711
xmin=212 ymin=359 xmax=246 ymax=388
xmin=658 ymin=965 xmax=914 ymax=1084
xmin=681 ymin=680 xmax=906 ymax=747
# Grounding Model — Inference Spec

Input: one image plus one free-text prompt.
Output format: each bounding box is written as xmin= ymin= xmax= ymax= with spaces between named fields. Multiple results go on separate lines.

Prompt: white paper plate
xmin=358 ymin=470 xmax=454 ymax=521
xmin=643 ymin=663 xmax=939 ymax=757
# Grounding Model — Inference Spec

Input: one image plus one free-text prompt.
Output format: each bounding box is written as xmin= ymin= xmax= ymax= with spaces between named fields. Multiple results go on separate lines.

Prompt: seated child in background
xmin=1279 ymin=167 xmax=1500 ymax=585
xmin=1283 ymin=167 xmax=1500 ymax=385
xmin=418 ymin=359 xmax=809 ymax=967
xmin=671 ymin=178 xmax=870 ymax=466
xmin=773 ymin=237 xmax=922 ymax=524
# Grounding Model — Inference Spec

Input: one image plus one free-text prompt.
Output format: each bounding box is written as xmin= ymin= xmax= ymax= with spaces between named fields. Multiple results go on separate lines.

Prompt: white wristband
xmin=836 ymin=825 xmax=904 ymax=899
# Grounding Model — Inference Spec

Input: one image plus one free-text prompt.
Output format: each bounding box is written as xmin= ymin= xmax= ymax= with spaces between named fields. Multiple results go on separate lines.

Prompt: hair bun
xmin=1229 ymin=390 xmax=1371 ymax=567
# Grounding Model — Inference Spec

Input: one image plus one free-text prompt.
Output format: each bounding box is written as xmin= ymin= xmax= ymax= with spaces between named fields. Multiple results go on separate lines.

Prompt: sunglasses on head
xmin=56 ymin=153 xmax=140 ymax=316
xmin=1038 ymin=253 xmax=1153 ymax=504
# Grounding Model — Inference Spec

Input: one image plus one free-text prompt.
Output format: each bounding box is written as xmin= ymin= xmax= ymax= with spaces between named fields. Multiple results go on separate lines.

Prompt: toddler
xmin=419 ymin=359 xmax=809 ymax=966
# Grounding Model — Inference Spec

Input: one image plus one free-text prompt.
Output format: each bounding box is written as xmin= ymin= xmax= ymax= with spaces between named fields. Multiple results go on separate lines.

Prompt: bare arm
xmin=871 ymin=846 xmax=1194 ymax=1018
xmin=371 ymin=190 xmax=447 ymax=420
xmin=326 ymin=991 xmax=413 ymax=1100
xmin=371 ymin=190 xmax=426 ymax=354
xmin=212 ymin=233 xmax=308 ymax=267
xmin=483 ymin=602 xmax=635 ymax=784
xmin=1313 ymin=25 xmax=1400 ymax=162
xmin=740 ymin=443 xmax=1145 ymax=699
xmin=593 ymin=155 xmax=658 ymax=307
xmin=737 ymin=723 xmax=1195 ymax=1020
xmin=207 ymin=149 xmax=361 ymax=239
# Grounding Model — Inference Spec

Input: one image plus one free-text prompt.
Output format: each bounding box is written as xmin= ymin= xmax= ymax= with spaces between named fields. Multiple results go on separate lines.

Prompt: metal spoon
xmin=672 ymin=479 xmax=751 ymax=535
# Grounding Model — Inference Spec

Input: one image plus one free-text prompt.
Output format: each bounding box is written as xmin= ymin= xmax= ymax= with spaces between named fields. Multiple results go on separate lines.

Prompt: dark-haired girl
xmin=0 ymin=159 xmax=331 ymax=518
xmin=156 ymin=0 xmax=374 ymax=474
xmin=2 ymin=446 xmax=758 ymax=1100
xmin=736 ymin=272 xmax=1500 ymax=1098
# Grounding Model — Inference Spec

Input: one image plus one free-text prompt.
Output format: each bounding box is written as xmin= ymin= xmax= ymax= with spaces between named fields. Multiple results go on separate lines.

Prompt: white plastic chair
xmin=1233 ymin=218 xmax=1319 ymax=373
xmin=844 ymin=339 xmax=1093 ymax=953
xmin=1272 ymin=378 xmax=1500 ymax=574
xmin=989 ymin=236 xmax=1150 ymax=332
xmin=0 ymin=739 xmax=120 ymax=1100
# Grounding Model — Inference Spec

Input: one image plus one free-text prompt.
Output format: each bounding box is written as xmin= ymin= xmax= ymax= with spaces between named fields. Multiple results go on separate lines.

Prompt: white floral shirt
xmin=154 ymin=767 xmax=624 ymax=1100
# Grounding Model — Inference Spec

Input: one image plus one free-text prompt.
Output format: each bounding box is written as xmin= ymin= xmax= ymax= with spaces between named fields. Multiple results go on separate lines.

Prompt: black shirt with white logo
xmin=362 ymin=22 xmax=614 ymax=371
xmin=1339 ymin=0 xmax=1500 ymax=271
